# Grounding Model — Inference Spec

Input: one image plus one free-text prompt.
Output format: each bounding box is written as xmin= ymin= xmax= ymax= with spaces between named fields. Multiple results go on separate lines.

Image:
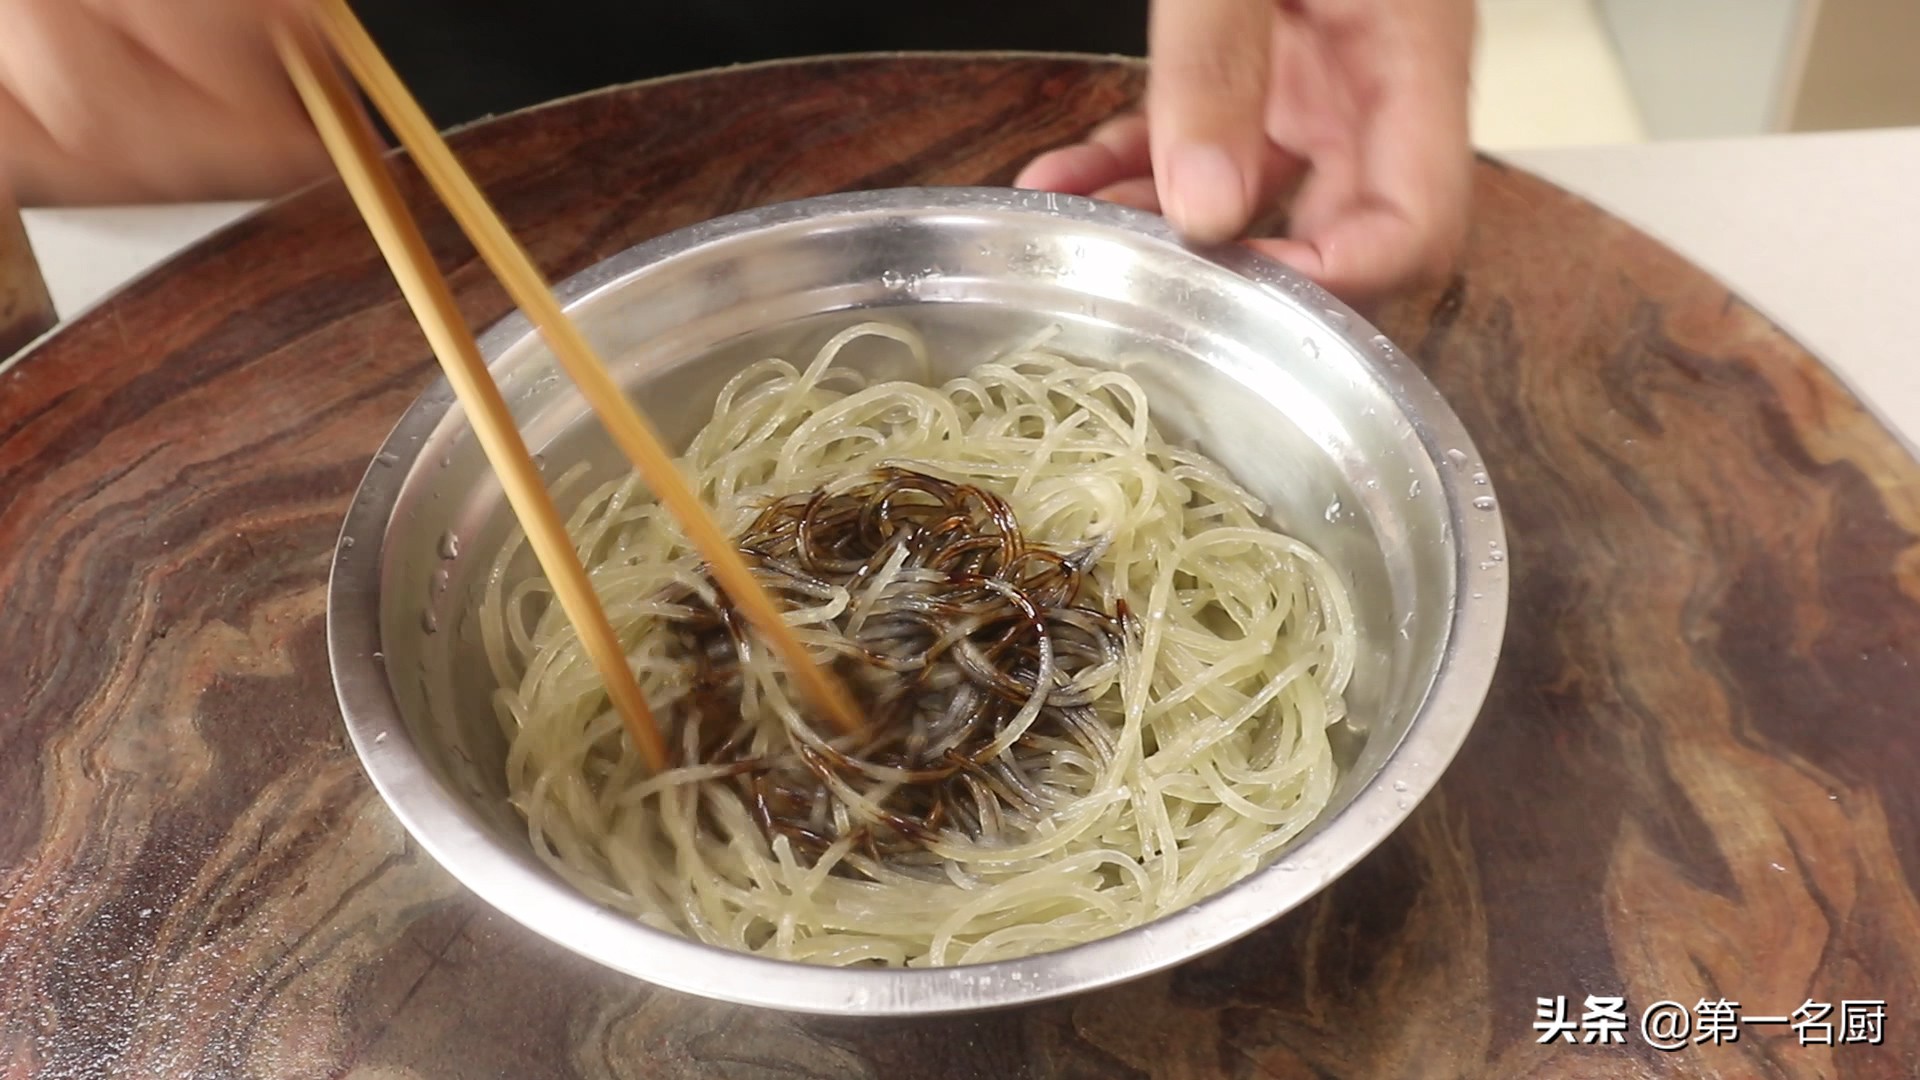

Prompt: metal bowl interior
xmin=327 ymin=187 xmax=1507 ymax=1015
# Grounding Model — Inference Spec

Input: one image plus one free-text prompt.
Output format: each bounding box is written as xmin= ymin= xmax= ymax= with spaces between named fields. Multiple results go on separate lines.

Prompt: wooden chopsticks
xmin=274 ymin=6 xmax=866 ymax=770
xmin=273 ymin=26 xmax=669 ymax=771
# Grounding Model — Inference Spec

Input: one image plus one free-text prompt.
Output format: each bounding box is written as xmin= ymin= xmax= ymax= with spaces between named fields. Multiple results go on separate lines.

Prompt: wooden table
xmin=0 ymin=189 xmax=56 ymax=359
xmin=3 ymin=56 xmax=1916 ymax=1079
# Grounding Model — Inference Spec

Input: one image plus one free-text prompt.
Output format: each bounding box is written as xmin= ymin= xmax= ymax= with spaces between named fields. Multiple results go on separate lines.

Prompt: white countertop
xmin=21 ymin=127 xmax=1919 ymax=449
xmin=1504 ymin=129 xmax=1918 ymax=456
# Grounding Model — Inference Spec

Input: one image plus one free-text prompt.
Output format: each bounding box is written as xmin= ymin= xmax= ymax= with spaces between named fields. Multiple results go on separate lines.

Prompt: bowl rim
xmin=326 ymin=185 xmax=1508 ymax=1015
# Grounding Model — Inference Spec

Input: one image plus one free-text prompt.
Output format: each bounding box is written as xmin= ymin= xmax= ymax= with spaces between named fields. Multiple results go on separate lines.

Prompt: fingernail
xmin=1163 ymin=143 xmax=1248 ymax=244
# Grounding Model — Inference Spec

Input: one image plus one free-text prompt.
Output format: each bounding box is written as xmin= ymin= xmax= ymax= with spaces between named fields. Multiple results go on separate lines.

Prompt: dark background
xmin=353 ymin=0 xmax=1150 ymax=126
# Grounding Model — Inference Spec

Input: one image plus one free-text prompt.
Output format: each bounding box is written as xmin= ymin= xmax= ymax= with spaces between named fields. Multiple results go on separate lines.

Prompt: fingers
xmin=1012 ymin=120 xmax=1296 ymax=225
xmin=1256 ymin=0 xmax=1474 ymax=302
xmin=91 ymin=0 xmax=305 ymax=108
xmin=1013 ymin=115 xmax=1149 ymax=195
xmin=1356 ymin=1 xmax=1474 ymax=283
xmin=1252 ymin=139 xmax=1465 ymax=305
xmin=1249 ymin=212 xmax=1427 ymax=305
xmin=1146 ymin=0 xmax=1274 ymax=243
xmin=1016 ymin=1 xmax=1297 ymax=238
xmin=2 ymin=0 xmax=327 ymax=202
xmin=2 ymin=1 xmax=211 ymax=188
xmin=1002 ymin=0 xmax=1470 ymax=304
xmin=1090 ymin=176 xmax=1160 ymax=213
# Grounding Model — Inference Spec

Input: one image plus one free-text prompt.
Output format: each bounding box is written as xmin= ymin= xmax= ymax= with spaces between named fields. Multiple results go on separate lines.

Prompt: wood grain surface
xmin=3 ymin=55 xmax=1917 ymax=1079
xmin=0 ymin=190 xmax=55 ymax=359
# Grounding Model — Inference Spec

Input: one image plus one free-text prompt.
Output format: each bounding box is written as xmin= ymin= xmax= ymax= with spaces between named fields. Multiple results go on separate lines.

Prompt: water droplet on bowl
xmin=432 ymin=568 xmax=449 ymax=594
xmin=439 ymin=532 xmax=461 ymax=560
xmin=374 ymin=452 xmax=397 ymax=467
xmin=341 ymin=536 xmax=355 ymax=550
xmin=1392 ymin=780 xmax=1409 ymax=792
xmin=1302 ymin=338 xmax=1321 ymax=359
xmin=1472 ymin=495 xmax=1497 ymax=511
xmin=373 ymin=732 xmax=388 ymax=744
xmin=1472 ymin=471 xmax=1490 ymax=486
xmin=1408 ymin=479 xmax=1422 ymax=499
xmin=421 ymin=610 xmax=439 ymax=635
xmin=879 ymin=269 xmax=907 ymax=289
xmin=1323 ymin=498 xmax=1342 ymax=522
xmin=1444 ymin=448 xmax=1468 ymax=467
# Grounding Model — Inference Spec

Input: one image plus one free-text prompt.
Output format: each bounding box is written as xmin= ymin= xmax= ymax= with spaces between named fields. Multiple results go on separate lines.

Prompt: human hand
xmin=0 ymin=0 xmax=329 ymax=205
xmin=1015 ymin=0 xmax=1475 ymax=305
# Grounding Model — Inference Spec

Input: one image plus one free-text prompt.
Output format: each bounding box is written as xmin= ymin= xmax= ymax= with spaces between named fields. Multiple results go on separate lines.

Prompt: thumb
xmin=1147 ymin=0 xmax=1273 ymax=244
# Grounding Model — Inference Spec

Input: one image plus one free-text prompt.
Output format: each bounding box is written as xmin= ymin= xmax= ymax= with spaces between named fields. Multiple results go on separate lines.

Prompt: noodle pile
xmin=479 ymin=322 xmax=1356 ymax=967
xmin=659 ymin=465 xmax=1131 ymax=865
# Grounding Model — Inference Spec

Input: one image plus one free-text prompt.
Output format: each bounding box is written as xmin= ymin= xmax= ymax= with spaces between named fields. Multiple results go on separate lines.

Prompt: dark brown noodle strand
xmin=658 ymin=466 xmax=1124 ymax=871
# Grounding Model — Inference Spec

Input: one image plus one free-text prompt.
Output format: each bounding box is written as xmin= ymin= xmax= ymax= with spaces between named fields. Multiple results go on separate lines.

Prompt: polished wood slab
xmin=1 ymin=56 xmax=1915 ymax=1078
xmin=0 ymin=191 xmax=55 ymax=358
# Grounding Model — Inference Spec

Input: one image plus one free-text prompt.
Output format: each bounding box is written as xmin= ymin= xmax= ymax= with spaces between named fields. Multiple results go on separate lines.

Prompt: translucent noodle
xmin=480 ymin=321 xmax=1356 ymax=966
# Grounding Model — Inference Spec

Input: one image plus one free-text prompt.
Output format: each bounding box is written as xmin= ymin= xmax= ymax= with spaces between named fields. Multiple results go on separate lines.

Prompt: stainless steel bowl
xmin=327 ymin=187 xmax=1508 ymax=1015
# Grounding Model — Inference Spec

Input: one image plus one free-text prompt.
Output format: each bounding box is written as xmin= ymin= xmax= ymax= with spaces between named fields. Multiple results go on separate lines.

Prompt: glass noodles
xmin=479 ymin=322 xmax=1356 ymax=967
